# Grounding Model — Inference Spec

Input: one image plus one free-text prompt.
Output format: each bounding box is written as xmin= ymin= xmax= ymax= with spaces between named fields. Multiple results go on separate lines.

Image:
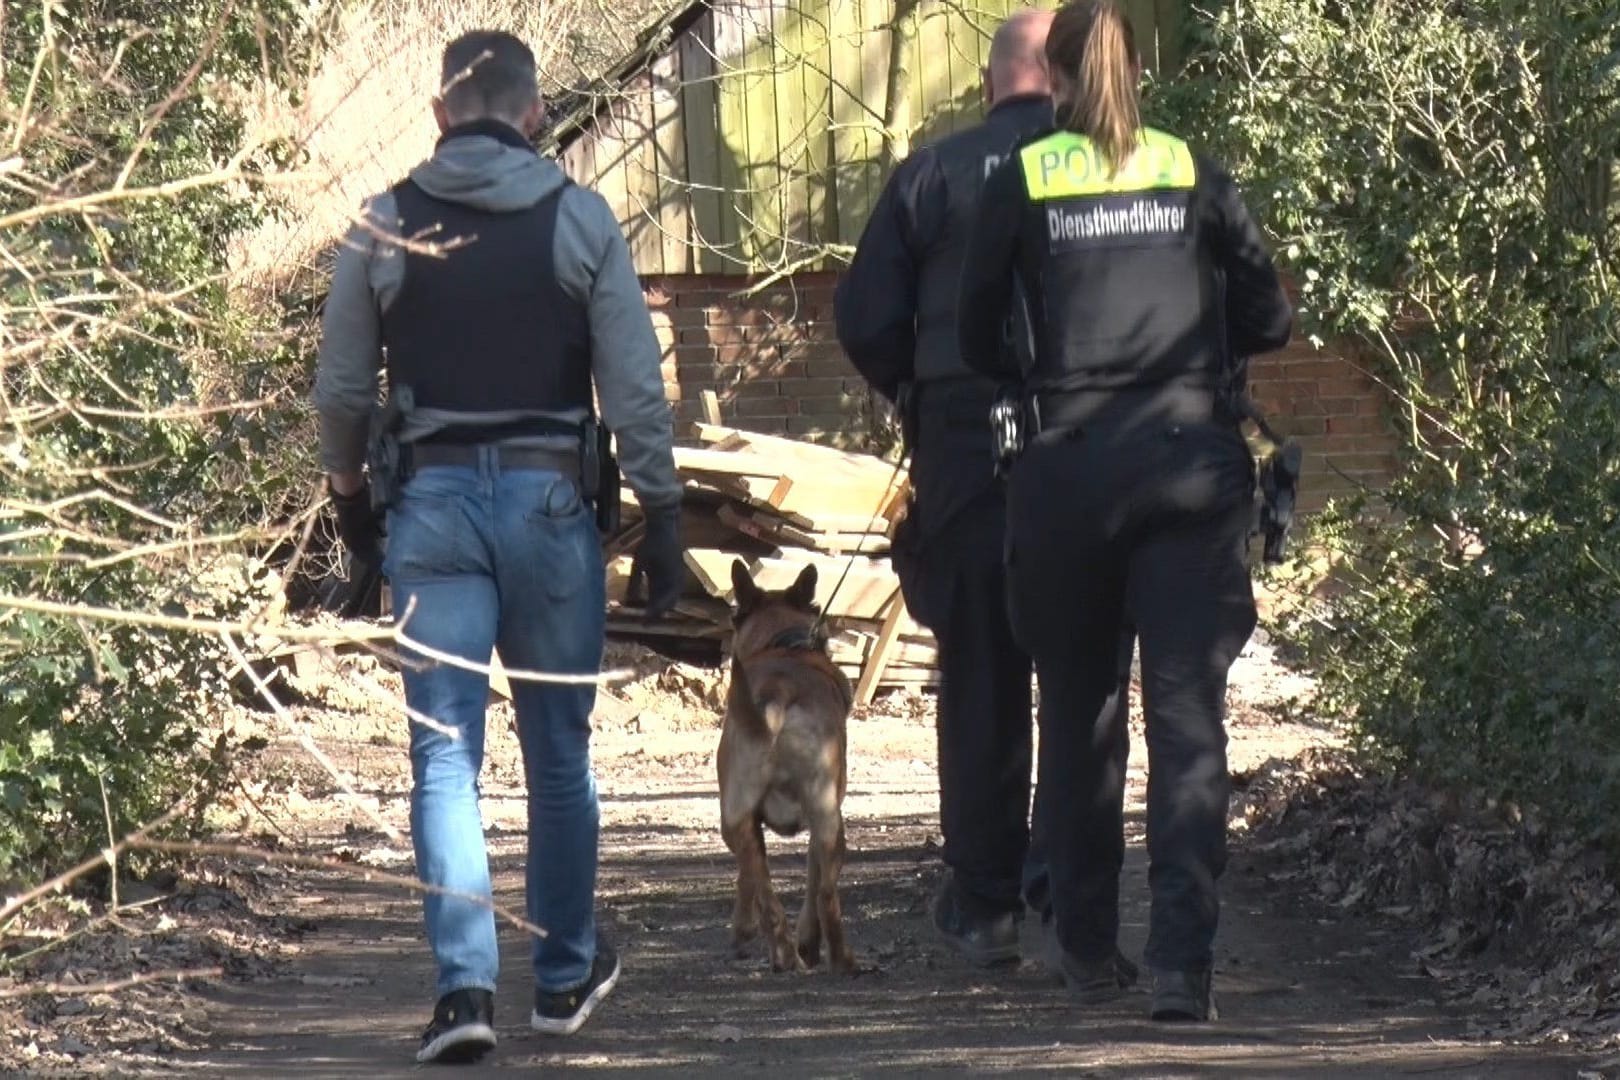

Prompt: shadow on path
xmin=172 ymin=812 xmax=1585 ymax=1078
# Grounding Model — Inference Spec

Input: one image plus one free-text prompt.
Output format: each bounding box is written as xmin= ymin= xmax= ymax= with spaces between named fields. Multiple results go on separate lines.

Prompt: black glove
xmin=328 ymin=480 xmax=383 ymax=562
xmin=628 ymin=506 xmax=684 ymax=620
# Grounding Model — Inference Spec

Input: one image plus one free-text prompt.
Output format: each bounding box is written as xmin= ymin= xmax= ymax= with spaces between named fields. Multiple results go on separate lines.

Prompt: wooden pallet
xmin=602 ymin=423 xmax=931 ymax=693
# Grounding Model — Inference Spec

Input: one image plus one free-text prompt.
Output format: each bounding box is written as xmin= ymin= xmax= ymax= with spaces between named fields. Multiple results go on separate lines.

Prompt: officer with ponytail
xmin=957 ymin=0 xmax=1293 ymax=1021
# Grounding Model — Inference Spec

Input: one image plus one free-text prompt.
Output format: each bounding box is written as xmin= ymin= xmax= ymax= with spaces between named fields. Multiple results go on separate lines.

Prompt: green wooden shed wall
xmin=549 ymin=0 xmax=1192 ymax=276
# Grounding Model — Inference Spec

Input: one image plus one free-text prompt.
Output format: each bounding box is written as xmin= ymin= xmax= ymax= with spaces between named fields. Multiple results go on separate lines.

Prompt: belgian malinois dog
xmin=717 ymin=560 xmax=855 ymax=972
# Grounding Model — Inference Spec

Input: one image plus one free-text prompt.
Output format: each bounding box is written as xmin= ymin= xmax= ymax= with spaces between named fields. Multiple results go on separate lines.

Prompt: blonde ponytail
xmin=1047 ymin=1 xmax=1142 ymax=177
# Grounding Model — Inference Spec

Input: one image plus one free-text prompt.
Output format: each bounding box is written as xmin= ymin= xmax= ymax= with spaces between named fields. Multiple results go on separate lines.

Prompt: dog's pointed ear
xmin=731 ymin=559 xmax=763 ymax=610
xmin=787 ymin=563 xmax=819 ymax=610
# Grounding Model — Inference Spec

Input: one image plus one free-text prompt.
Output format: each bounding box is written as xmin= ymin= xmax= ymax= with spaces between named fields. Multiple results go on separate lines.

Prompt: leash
xmin=812 ymin=449 xmax=911 ymax=639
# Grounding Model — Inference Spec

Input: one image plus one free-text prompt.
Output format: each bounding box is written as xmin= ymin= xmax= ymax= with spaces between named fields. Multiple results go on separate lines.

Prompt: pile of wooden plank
xmin=604 ymin=416 xmax=940 ymax=703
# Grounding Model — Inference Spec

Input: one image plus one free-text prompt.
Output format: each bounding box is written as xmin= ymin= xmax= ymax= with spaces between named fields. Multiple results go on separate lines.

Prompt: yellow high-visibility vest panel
xmin=1019 ymin=128 xmax=1196 ymax=200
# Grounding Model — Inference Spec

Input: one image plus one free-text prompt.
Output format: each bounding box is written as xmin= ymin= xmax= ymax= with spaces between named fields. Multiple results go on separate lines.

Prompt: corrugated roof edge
xmin=536 ymin=0 xmax=713 ymax=155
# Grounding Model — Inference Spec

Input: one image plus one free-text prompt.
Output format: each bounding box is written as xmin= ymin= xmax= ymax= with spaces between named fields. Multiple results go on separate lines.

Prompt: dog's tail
xmin=731 ymin=659 xmax=791 ymax=739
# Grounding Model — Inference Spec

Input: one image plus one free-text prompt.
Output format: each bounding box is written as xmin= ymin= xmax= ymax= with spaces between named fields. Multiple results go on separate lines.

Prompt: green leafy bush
xmin=1 ymin=1 xmax=318 ymax=882
xmin=1157 ymin=2 xmax=1620 ymax=844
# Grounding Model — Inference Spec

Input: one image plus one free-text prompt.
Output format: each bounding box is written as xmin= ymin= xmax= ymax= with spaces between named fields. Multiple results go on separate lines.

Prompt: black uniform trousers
xmin=1026 ymin=624 xmax=1137 ymax=924
xmin=895 ymin=381 xmax=1034 ymax=919
xmin=1004 ymin=392 xmax=1257 ymax=972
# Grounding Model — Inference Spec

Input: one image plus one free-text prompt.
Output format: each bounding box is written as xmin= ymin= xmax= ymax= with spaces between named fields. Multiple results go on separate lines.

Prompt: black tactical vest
xmin=379 ymin=179 xmax=592 ymax=415
xmin=1013 ymin=127 xmax=1224 ymax=393
xmin=913 ymin=96 xmax=1054 ymax=383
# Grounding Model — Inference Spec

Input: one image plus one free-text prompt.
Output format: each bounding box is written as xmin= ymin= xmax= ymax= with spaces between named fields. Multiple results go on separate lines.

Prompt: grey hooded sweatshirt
xmin=313 ymin=129 xmax=681 ymax=511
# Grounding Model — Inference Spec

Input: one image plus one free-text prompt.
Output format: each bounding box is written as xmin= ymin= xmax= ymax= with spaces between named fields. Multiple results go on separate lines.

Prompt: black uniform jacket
xmin=834 ymin=96 xmax=1056 ymax=399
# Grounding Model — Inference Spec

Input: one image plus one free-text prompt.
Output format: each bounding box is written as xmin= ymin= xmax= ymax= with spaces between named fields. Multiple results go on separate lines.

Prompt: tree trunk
xmin=879 ymin=0 xmax=922 ymax=170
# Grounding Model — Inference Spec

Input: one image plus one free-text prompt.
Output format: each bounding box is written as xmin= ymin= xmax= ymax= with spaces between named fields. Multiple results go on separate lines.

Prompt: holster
xmin=365 ymin=384 xmax=414 ymax=514
xmin=1222 ymin=375 xmax=1304 ymax=565
xmin=580 ymin=416 xmax=621 ymax=535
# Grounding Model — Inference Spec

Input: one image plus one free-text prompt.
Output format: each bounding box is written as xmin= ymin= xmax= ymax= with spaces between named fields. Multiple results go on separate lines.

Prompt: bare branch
xmin=0 ymin=593 xmax=634 ymax=688
xmin=0 ymin=967 xmax=225 ymax=1001
xmin=217 ymin=631 xmax=407 ymax=844
xmin=0 ymin=156 xmax=286 ymax=232
xmin=6 ymin=488 xmax=187 ymax=532
xmin=113 ymin=1 xmax=240 ymax=190
xmin=394 ymin=624 xmax=627 ymax=687
xmin=132 ymin=839 xmax=549 ymax=941
xmin=7 ymin=2 xmax=56 ymax=156
xmin=98 ymin=775 xmax=119 ymax=912
xmin=0 ymin=802 xmax=192 ymax=929
xmin=0 ymin=594 xmax=395 ymax=645
xmin=0 ymin=529 xmax=285 ymax=572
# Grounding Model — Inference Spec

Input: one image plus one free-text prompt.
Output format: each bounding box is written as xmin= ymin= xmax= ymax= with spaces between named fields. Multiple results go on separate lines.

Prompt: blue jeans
xmin=382 ymin=450 xmax=606 ymax=998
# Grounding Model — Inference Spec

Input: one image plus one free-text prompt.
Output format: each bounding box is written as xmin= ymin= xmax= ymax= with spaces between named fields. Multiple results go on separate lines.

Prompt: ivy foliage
xmin=1159 ymin=1 xmax=1620 ymax=844
xmin=1 ymin=1 xmax=321 ymax=881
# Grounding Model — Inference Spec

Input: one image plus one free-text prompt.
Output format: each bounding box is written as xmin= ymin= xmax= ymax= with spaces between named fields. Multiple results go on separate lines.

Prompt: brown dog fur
xmin=717 ymin=560 xmax=855 ymax=973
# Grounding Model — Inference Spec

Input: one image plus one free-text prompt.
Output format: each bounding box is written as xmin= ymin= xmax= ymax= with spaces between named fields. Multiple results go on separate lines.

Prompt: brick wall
xmin=1247 ymin=339 xmax=1398 ymax=512
xmin=643 ymin=272 xmax=883 ymax=447
xmin=642 ymin=272 xmax=1398 ymax=511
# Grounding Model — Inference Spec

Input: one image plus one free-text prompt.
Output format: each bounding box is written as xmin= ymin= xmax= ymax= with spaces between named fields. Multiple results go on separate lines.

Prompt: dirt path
xmin=162 ymin=641 xmax=1591 ymax=1077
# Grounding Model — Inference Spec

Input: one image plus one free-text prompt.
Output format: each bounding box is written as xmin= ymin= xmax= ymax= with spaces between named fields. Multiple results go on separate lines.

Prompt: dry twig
xmin=0 ymin=967 xmax=225 ymax=1001
xmin=132 ymin=839 xmax=548 ymax=941
xmin=218 ymin=631 xmax=406 ymax=844
xmin=0 ymin=803 xmax=192 ymax=929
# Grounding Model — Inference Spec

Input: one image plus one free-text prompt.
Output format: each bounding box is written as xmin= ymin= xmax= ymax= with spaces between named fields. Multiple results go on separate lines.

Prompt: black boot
xmin=1058 ymin=946 xmax=1139 ymax=1004
xmin=931 ymin=875 xmax=1020 ymax=967
xmin=1150 ymin=967 xmax=1218 ymax=1022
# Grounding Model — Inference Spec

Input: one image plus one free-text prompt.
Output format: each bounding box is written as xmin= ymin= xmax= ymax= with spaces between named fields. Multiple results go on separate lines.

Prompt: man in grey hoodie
xmin=313 ymin=30 xmax=683 ymax=1065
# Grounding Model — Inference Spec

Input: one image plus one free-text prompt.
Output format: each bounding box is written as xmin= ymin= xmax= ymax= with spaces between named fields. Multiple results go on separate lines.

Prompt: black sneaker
xmin=416 ymin=988 xmax=496 ymax=1065
xmin=931 ymin=877 xmax=1020 ymax=967
xmin=1150 ymin=967 xmax=1218 ymax=1021
xmin=1059 ymin=946 xmax=1140 ymax=1004
xmin=531 ymin=940 xmax=621 ymax=1036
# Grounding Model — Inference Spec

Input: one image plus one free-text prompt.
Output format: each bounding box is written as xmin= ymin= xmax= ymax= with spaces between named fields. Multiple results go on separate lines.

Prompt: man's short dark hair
xmin=440 ymin=30 xmax=538 ymax=123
